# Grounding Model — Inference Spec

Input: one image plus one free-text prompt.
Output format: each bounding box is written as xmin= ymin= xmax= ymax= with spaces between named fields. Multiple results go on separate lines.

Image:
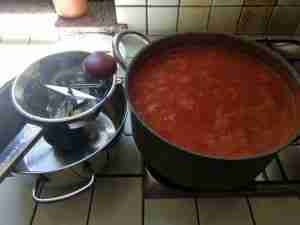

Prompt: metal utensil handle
xmin=69 ymin=83 xmax=104 ymax=89
xmin=0 ymin=124 xmax=43 ymax=183
xmin=112 ymin=30 xmax=150 ymax=71
xmin=32 ymin=174 xmax=95 ymax=203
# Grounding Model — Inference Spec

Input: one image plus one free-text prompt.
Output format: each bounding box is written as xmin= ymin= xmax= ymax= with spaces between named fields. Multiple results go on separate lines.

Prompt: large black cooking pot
xmin=113 ymin=31 xmax=300 ymax=190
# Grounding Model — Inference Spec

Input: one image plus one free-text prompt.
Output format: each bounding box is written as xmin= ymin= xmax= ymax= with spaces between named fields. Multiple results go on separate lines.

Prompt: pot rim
xmin=125 ymin=32 xmax=300 ymax=161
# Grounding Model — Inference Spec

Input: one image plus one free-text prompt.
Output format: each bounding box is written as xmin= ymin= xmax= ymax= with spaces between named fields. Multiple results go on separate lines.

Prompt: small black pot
xmin=113 ymin=31 xmax=300 ymax=189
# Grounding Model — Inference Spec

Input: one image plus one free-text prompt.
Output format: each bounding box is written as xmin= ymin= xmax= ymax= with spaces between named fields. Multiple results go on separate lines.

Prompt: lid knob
xmin=82 ymin=51 xmax=117 ymax=80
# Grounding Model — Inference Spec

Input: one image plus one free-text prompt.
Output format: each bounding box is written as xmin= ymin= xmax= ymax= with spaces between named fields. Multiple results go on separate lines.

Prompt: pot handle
xmin=112 ymin=31 xmax=150 ymax=71
xmin=32 ymin=174 xmax=95 ymax=203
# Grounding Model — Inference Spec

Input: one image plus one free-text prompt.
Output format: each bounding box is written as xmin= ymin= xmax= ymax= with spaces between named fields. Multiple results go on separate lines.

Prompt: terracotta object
xmin=52 ymin=0 xmax=88 ymax=18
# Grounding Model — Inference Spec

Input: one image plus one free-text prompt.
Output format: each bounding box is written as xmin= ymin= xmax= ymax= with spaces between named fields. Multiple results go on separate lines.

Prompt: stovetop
xmin=4 ymin=37 xmax=300 ymax=199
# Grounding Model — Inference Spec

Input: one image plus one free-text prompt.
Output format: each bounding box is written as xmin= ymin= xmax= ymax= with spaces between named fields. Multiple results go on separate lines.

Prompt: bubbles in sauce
xmin=129 ymin=45 xmax=296 ymax=158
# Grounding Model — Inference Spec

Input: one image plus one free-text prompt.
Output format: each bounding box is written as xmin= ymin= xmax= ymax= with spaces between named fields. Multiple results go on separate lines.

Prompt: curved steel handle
xmin=112 ymin=31 xmax=150 ymax=71
xmin=32 ymin=175 xmax=95 ymax=203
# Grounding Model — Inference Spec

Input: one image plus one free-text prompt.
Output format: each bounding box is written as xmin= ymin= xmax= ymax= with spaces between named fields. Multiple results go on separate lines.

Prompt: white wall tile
xmin=212 ymin=0 xmax=243 ymax=5
xmin=115 ymin=0 xmax=299 ymax=35
xmin=148 ymin=7 xmax=177 ymax=34
xmin=178 ymin=7 xmax=209 ymax=32
xmin=116 ymin=7 xmax=146 ymax=33
xmin=115 ymin=0 xmax=146 ymax=5
xmin=208 ymin=6 xmax=241 ymax=32
xmin=148 ymin=0 xmax=179 ymax=5
xmin=181 ymin=0 xmax=211 ymax=5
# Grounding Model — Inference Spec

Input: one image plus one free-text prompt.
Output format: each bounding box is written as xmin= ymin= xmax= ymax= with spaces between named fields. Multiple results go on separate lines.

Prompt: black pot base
xmin=146 ymin=164 xmax=253 ymax=192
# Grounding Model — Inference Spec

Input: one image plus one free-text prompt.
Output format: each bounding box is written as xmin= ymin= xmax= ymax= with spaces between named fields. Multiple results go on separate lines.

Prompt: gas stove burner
xmin=14 ymin=112 xmax=116 ymax=174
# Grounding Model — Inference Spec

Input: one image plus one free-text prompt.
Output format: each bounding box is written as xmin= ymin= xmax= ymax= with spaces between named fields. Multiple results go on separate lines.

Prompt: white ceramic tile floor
xmin=197 ymin=198 xmax=252 ymax=225
xmin=145 ymin=198 xmax=198 ymax=225
xmin=32 ymin=186 xmax=92 ymax=225
xmin=250 ymin=197 xmax=300 ymax=225
xmin=101 ymin=135 xmax=142 ymax=175
xmin=0 ymin=176 xmax=36 ymax=225
xmin=89 ymin=178 xmax=142 ymax=225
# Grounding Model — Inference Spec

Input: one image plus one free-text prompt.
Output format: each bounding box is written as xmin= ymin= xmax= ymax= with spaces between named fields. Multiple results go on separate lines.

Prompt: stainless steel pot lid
xmin=12 ymin=51 xmax=116 ymax=123
xmin=13 ymin=113 xmax=114 ymax=174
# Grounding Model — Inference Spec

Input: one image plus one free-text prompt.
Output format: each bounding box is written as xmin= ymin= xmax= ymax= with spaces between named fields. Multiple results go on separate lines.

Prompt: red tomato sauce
xmin=129 ymin=45 xmax=296 ymax=158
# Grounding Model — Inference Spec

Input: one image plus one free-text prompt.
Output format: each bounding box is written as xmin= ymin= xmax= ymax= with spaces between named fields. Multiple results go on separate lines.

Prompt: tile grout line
xmin=85 ymin=181 xmax=96 ymax=225
xmin=206 ymin=0 xmax=213 ymax=32
xmin=235 ymin=0 xmax=245 ymax=34
xmin=265 ymin=2 xmax=276 ymax=36
xmin=175 ymin=0 xmax=181 ymax=33
xmin=194 ymin=198 xmax=201 ymax=225
xmin=146 ymin=0 xmax=149 ymax=35
xmin=29 ymin=201 xmax=39 ymax=225
xmin=29 ymin=202 xmax=39 ymax=225
xmin=29 ymin=179 xmax=45 ymax=225
xmin=111 ymin=0 xmax=116 ymax=27
xmin=246 ymin=197 xmax=257 ymax=225
xmin=27 ymin=35 xmax=32 ymax=45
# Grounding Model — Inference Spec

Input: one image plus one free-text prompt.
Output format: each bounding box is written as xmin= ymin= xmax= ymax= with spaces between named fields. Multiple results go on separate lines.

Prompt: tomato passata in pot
xmin=129 ymin=44 xmax=296 ymax=158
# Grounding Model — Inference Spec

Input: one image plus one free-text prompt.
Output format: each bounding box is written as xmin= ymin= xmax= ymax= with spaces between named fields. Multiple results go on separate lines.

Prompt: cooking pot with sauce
xmin=113 ymin=31 xmax=300 ymax=189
